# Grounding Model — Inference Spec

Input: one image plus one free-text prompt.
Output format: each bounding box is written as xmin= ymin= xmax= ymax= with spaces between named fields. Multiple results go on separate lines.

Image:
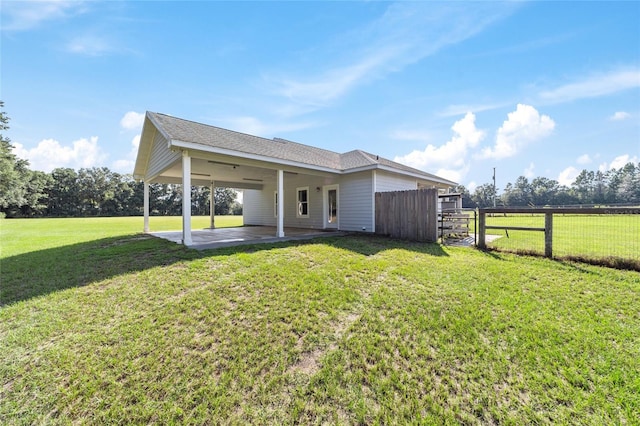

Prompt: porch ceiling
xmin=148 ymin=151 xmax=338 ymax=188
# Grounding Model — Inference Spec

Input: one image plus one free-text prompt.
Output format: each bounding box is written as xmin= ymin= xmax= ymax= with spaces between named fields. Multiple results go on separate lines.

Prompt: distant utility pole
xmin=492 ymin=167 xmax=497 ymax=208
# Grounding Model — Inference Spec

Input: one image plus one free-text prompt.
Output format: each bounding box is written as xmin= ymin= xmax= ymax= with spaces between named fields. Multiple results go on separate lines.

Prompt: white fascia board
xmin=146 ymin=112 xmax=173 ymax=143
xmin=343 ymin=164 xmax=456 ymax=186
xmin=135 ymin=114 xmax=173 ymax=180
xmin=133 ymin=121 xmax=154 ymax=178
xmin=341 ymin=165 xmax=377 ymax=174
xmin=170 ymin=139 xmax=340 ymax=175
xmin=376 ymin=164 xmax=457 ymax=186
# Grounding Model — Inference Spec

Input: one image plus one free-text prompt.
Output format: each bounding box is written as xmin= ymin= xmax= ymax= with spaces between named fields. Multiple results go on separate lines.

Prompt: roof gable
xmin=140 ymin=111 xmax=457 ymax=186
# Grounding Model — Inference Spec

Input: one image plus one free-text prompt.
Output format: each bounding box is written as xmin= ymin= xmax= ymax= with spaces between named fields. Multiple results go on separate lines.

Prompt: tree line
xmin=2 ymin=102 xmax=638 ymax=216
xmin=456 ymin=162 xmax=640 ymax=208
xmin=0 ymin=164 xmax=241 ymax=219
xmin=0 ymin=103 xmax=240 ymax=218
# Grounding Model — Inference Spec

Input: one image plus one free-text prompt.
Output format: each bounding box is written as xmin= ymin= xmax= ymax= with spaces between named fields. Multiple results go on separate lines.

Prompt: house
xmin=134 ymin=112 xmax=457 ymax=245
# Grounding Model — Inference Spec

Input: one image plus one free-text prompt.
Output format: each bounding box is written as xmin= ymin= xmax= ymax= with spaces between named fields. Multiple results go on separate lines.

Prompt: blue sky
xmin=2 ymin=1 xmax=639 ymax=192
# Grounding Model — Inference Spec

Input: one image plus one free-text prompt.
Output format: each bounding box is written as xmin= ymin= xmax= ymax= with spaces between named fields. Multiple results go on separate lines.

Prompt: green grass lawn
xmin=0 ymin=215 xmax=243 ymax=258
xmin=1 ymin=217 xmax=639 ymax=424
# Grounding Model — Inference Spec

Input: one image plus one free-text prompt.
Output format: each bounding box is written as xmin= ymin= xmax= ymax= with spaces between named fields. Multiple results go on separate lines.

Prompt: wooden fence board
xmin=375 ymin=189 xmax=438 ymax=242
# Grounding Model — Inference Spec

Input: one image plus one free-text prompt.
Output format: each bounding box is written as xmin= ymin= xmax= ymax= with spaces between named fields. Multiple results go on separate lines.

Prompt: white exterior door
xmin=323 ymin=185 xmax=339 ymax=229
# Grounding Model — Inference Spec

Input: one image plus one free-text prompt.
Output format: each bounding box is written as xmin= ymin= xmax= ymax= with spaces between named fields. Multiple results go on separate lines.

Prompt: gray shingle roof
xmin=148 ymin=112 xmax=456 ymax=185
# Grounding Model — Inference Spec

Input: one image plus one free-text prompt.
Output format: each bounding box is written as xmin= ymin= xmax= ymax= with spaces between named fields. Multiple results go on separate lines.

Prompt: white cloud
xmin=609 ymin=111 xmax=631 ymax=121
xmin=434 ymin=165 xmax=469 ymax=184
xmin=576 ymin=154 xmax=592 ymax=165
xmin=524 ymin=162 xmax=535 ymax=179
xmin=394 ymin=112 xmax=485 ymax=176
xmin=467 ymin=181 xmax=478 ymax=192
xmin=599 ymin=154 xmax=640 ymax=172
xmin=539 ymin=69 xmax=640 ymax=104
xmin=12 ymin=136 xmax=107 ymax=172
xmin=1 ymin=0 xmax=86 ymax=31
xmin=120 ymin=111 xmax=145 ymax=131
xmin=67 ymin=34 xmax=116 ymax=56
xmin=480 ymin=104 xmax=555 ymax=160
xmin=558 ymin=166 xmax=579 ymax=186
xmin=218 ymin=116 xmax=317 ymax=137
xmin=112 ymin=134 xmax=141 ymax=173
xmin=274 ymin=49 xmax=397 ymax=107
xmin=269 ymin=2 xmax=516 ymax=110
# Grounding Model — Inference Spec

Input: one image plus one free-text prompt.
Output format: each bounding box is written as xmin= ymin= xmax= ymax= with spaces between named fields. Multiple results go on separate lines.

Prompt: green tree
xmin=452 ymin=184 xmax=476 ymax=208
xmin=0 ymin=102 xmax=28 ymax=214
xmin=20 ymin=170 xmax=52 ymax=217
xmin=471 ymin=183 xmax=496 ymax=208
xmin=47 ymin=168 xmax=81 ymax=216
xmin=0 ymin=102 xmax=50 ymax=217
xmin=571 ymin=170 xmax=595 ymax=204
xmin=593 ymin=170 xmax=608 ymax=204
xmin=531 ymin=177 xmax=560 ymax=206
xmin=229 ymin=200 xmax=243 ymax=216
xmin=214 ymin=187 xmax=237 ymax=215
xmin=501 ymin=176 xmax=532 ymax=206
xmin=615 ymin=162 xmax=639 ymax=203
xmin=191 ymin=186 xmax=210 ymax=216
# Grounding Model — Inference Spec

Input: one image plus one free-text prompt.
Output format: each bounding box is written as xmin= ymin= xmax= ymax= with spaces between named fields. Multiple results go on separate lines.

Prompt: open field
xmin=1 ymin=217 xmax=639 ymax=424
xmin=483 ymin=213 xmax=639 ymax=267
xmin=0 ymin=215 xmax=243 ymax=259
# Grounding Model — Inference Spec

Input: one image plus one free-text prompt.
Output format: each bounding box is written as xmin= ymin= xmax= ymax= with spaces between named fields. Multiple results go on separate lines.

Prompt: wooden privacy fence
xmin=375 ymin=189 xmax=438 ymax=242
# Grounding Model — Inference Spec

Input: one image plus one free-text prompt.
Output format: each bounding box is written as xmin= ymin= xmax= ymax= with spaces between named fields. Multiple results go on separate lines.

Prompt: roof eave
xmin=169 ymin=139 xmax=341 ymax=175
xmin=344 ymin=163 xmax=457 ymax=186
xmin=133 ymin=114 xmax=157 ymax=179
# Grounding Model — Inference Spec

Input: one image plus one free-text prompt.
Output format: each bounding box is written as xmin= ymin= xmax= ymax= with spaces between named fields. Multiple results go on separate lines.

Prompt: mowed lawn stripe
xmin=1 ymin=218 xmax=638 ymax=424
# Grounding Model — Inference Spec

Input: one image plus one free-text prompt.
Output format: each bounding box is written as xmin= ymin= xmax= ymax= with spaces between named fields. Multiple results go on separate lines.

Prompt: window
xmin=274 ymin=191 xmax=278 ymax=218
xmin=296 ymin=187 xmax=309 ymax=218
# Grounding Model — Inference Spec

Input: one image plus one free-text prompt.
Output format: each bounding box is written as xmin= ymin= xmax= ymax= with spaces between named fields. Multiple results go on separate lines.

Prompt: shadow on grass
xmin=1 ymin=233 xmax=448 ymax=307
xmin=205 ymin=232 xmax=450 ymax=258
xmin=0 ymin=235 xmax=201 ymax=307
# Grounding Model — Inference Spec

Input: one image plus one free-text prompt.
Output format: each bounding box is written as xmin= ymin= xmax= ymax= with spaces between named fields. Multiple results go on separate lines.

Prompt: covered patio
xmin=134 ymin=111 xmax=457 ymax=247
xmin=150 ymin=226 xmax=344 ymax=250
xmin=134 ymin=112 xmax=341 ymax=246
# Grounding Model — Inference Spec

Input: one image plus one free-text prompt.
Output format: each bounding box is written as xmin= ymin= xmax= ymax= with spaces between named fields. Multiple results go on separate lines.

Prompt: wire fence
xmin=477 ymin=207 xmax=640 ymax=271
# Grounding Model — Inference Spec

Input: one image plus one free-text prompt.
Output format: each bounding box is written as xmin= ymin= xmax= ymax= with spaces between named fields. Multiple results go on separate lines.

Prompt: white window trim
xmin=296 ymin=186 xmax=309 ymax=218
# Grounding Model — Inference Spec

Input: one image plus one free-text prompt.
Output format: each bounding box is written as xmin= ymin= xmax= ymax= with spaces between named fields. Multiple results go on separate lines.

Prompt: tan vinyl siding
xmin=339 ymin=171 xmax=374 ymax=232
xmin=147 ymin=133 xmax=180 ymax=179
xmin=375 ymin=170 xmax=418 ymax=192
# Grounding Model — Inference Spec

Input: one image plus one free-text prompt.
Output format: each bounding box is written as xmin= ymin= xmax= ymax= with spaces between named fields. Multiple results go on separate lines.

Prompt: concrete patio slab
xmin=150 ymin=226 xmax=345 ymax=250
xmin=444 ymin=233 xmax=503 ymax=247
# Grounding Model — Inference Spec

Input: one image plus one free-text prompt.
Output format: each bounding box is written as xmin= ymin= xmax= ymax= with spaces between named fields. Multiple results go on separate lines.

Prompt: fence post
xmin=478 ymin=210 xmax=486 ymax=249
xmin=545 ymin=212 xmax=553 ymax=258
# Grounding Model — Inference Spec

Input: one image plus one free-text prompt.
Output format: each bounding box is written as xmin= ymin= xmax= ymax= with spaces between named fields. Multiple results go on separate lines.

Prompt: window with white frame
xmin=274 ymin=191 xmax=278 ymax=218
xmin=296 ymin=187 xmax=309 ymax=218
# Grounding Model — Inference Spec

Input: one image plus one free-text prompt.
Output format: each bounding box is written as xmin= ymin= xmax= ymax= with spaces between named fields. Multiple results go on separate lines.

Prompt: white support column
xmin=214 ymin=181 xmax=216 ymax=229
xmin=143 ymin=181 xmax=150 ymax=233
xmin=371 ymin=170 xmax=376 ymax=233
xmin=182 ymin=151 xmax=192 ymax=245
xmin=277 ymin=169 xmax=284 ymax=237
